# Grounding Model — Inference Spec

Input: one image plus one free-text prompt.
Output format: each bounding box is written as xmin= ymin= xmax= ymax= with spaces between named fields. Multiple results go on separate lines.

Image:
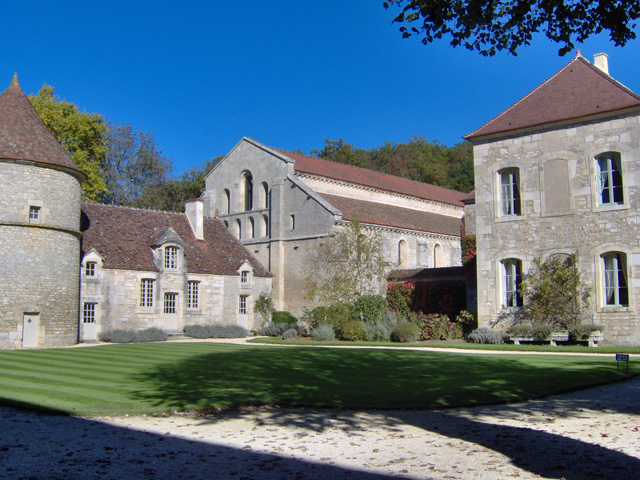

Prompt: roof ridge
xmin=275 ymin=147 xmax=466 ymax=195
xmin=82 ymin=202 xmax=185 ymax=215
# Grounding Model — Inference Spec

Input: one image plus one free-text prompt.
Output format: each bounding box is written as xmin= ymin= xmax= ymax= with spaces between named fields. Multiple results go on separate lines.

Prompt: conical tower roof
xmin=465 ymin=55 xmax=640 ymax=140
xmin=0 ymin=74 xmax=85 ymax=179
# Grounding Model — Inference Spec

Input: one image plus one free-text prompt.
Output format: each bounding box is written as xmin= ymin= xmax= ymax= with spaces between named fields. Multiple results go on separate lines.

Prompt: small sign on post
xmin=616 ymin=354 xmax=630 ymax=372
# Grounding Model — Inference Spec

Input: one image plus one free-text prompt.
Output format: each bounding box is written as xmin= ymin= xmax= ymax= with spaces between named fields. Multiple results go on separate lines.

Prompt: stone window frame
xmin=498 ymin=167 xmax=522 ymax=217
xmin=594 ymin=245 xmax=633 ymax=312
xmin=590 ymin=149 xmax=629 ymax=213
xmin=397 ymin=239 xmax=408 ymax=267
xmin=492 ymin=161 xmax=525 ymax=223
xmin=164 ymin=246 xmax=179 ymax=270
xmin=83 ymin=303 xmax=97 ymax=324
xmin=186 ymin=281 xmax=200 ymax=310
xmin=164 ymin=292 xmax=177 ymax=314
xmin=28 ymin=205 xmax=41 ymax=223
xmin=85 ymin=262 xmax=97 ymax=277
xmin=496 ymin=255 xmax=527 ymax=310
xmin=140 ymin=278 xmax=155 ymax=308
xmin=239 ymin=294 xmax=249 ymax=315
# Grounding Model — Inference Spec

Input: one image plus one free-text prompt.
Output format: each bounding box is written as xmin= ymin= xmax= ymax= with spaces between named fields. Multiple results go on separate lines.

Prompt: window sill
xmin=598 ymin=306 xmax=632 ymax=313
xmin=593 ymin=203 xmax=628 ymax=213
xmin=494 ymin=215 xmax=524 ymax=224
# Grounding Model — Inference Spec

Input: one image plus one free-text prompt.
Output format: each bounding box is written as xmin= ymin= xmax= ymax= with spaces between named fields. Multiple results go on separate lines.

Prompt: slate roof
xmin=81 ymin=203 xmax=271 ymax=277
xmin=320 ymin=193 xmax=461 ymax=237
xmin=465 ymin=55 xmax=640 ymax=140
xmin=0 ymin=74 xmax=85 ymax=178
xmin=388 ymin=266 xmax=466 ymax=281
xmin=273 ymin=147 xmax=465 ymax=207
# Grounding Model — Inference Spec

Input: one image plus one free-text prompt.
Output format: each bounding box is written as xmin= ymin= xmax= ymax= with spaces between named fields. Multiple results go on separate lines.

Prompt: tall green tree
xmin=305 ymin=219 xmax=390 ymax=305
xmin=29 ymin=85 xmax=109 ymax=201
xmin=384 ymin=0 xmax=640 ymax=56
xmin=103 ymin=123 xmax=172 ymax=207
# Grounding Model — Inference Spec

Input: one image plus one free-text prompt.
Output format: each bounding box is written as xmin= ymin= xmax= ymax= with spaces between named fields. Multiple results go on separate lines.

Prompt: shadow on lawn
xmin=130 ymin=346 xmax=640 ymax=479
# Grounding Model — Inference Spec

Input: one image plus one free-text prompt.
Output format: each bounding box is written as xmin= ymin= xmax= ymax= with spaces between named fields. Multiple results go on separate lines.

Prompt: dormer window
xmin=164 ymin=246 xmax=178 ymax=269
xmin=241 ymin=271 xmax=249 ymax=284
xmin=85 ymin=262 xmax=96 ymax=277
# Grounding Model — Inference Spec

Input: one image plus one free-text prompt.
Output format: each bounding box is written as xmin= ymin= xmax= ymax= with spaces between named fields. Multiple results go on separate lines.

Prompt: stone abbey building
xmin=202 ymin=137 xmax=466 ymax=315
xmin=465 ymin=53 xmax=640 ymax=344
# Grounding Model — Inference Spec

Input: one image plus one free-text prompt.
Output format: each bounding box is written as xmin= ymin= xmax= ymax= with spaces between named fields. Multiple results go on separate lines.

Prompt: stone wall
xmin=473 ymin=112 xmax=640 ymax=344
xmin=0 ymin=162 xmax=82 ymax=349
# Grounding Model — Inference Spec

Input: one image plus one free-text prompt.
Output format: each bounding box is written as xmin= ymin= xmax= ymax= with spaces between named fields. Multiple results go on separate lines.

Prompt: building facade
xmin=466 ymin=53 xmax=640 ymax=344
xmin=203 ymin=137 xmax=466 ymax=315
xmin=79 ymin=200 xmax=272 ymax=341
xmin=0 ymin=75 xmax=86 ymax=349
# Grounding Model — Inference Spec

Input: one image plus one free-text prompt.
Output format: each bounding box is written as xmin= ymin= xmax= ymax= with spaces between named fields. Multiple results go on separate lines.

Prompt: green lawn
xmin=0 ymin=342 xmax=635 ymax=416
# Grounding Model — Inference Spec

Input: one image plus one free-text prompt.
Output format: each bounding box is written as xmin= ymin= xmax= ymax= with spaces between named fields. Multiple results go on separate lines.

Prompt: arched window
xmin=502 ymin=258 xmax=523 ymax=308
xmin=262 ymin=214 xmax=269 ymax=237
xmin=602 ymin=252 xmax=628 ymax=306
xmin=262 ymin=182 xmax=269 ymax=209
xmin=236 ymin=219 xmax=242 ymax=239
xmin=243 ymin=172 xmax=253 ymax=211
xmin=434 ymin=244 xmax=443 ymax=268
xmin=248 ymin=217 xmax=255 ymax=238
xmin=224 ymin=189 xmax=231 ymax=214
xmin=223 ymin=220 xmax=229 ymax=228
xmin=398 ymin=240 xmax=408 ymax=267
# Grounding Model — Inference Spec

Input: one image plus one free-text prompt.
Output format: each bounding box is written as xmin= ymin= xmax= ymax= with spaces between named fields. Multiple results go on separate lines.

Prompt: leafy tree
xmin=310 ymin=138 xmax=371 ymax=168
xmin=520 ymin=254 xmax=591 ymax=330
xmin=305 ymin=219 xmax=390 ymax=305
xmin=29 ymin=85 xmax=109 ymax=200
xmin=103 ymin=123 xmax=172 ymax=207
xmin=383 ymin=0 xmax=640 ymax=56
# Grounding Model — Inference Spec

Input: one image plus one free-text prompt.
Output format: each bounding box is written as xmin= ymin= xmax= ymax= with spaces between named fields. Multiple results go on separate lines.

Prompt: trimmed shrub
xmin=257 ymin=322 xmax=292 ymax=337
xmin=335 ymin=319 xmax=366 ymax=341
xmin=508 ymin=324 xmax=534 ymax=338
xmin=532 ymin=325 xmax=553 ymax=341
xmin=99 ymin=329 xmax=135 ymax=343
xmin=353 ymin=295 xmax=387 ymax=324
xmin=183 ymin=324 xmax=248 ymax=339
xmin=99 ymin=328 xmax=167 ymax=343
xmin=391 ymin=322 xmax=420 ymax=343
xmin=292 ymin=322 xmax=311 ymax=337
xmin=282 ymin=328 xmax=298 ymax=340
xmin=272 ymin=311 xmax=298 ymax=325
xmin=467 ymin=327 xmax=504 ymax=344
xmin=570 ymin=324 xmax=604 ymax=341
xmin=312 ymin=324 xmax=335 ymax=341
xmin=361 ymin=310 xmax=400 ymax=342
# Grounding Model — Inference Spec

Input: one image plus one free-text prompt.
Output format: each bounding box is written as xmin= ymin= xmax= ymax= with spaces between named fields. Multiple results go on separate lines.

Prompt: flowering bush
xmin=408 ymin=312 xmax=463 ymax=341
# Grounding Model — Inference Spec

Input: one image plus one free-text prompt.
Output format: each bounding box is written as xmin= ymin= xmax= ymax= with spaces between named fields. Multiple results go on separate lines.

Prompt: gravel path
xmin=1 ymin=373 xmax=639 ymax=479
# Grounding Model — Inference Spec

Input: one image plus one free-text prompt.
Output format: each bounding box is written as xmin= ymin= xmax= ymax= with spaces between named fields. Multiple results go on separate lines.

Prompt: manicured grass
xmin=249 ymin=336 xmax=640 ymax=354
xmin=0 ymin=342 xmax=635 ymax=416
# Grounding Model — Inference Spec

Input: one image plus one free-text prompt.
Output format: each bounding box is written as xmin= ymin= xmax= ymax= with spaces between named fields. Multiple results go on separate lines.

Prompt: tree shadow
xmin=130 ymin=346 xmax=640 ymax=479
xmin=0 ymin=405 xmax=397 ymax=479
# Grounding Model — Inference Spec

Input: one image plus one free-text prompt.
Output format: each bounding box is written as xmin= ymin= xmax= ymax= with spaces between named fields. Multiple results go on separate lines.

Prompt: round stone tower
xmin=0 ymin=74 xmax=86 ymax=349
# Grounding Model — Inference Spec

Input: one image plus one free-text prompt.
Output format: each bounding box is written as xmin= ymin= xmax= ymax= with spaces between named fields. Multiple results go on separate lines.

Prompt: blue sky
xmin=3 ymin=1 xmax=640 ymax=175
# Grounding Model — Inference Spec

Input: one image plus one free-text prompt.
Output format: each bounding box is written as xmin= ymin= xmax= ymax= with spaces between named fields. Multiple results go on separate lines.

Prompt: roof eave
xmin=464 ymin=105 xmax=640 ymax=143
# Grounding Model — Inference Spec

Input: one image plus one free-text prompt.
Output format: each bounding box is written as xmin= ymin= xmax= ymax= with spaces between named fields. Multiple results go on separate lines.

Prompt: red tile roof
xmin=465 ymin=55 xmax=640 ymax=140
xmin=320 ymin=193 xmax=461 ymax=237
xmin=0 ymin=75 xmax=85 ymax=178
xmin=81 ymin=203 xmax=271 ymax=277
xmin=274 ymin=148 xmax=465 ymax=207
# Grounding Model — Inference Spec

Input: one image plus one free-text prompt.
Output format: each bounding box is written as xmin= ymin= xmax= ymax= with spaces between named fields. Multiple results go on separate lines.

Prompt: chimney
xmin=184 ymin=199 xmax=204 ymax=241
xmin=594 ymin=53 xmax=609 ymax=75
